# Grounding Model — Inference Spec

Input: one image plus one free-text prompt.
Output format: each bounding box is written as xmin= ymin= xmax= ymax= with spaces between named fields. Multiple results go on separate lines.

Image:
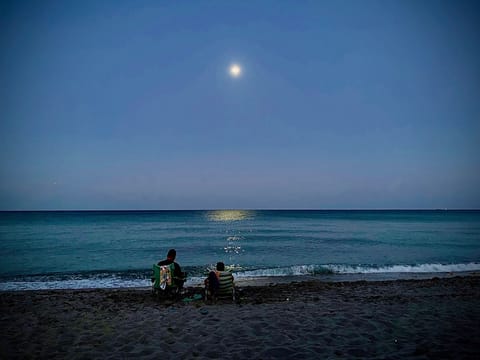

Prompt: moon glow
xmin=229 ymin=64 xmax=242 ymax=77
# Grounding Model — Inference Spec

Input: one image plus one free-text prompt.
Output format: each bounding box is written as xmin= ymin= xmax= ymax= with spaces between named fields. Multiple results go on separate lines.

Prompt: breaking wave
xmin=1 ymin=263 xmax=479 ymax=291
xmin=234 ymin=262 xmax=480 ymax=278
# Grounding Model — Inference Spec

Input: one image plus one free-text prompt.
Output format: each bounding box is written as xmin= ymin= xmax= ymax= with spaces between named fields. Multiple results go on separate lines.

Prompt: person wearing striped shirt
xmin=205 ymin=262 xmax=234 ymax=299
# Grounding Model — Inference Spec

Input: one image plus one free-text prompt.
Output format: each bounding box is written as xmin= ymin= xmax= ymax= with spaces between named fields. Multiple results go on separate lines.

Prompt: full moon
xmin=229 ymin=64 xmax=242 ymax=77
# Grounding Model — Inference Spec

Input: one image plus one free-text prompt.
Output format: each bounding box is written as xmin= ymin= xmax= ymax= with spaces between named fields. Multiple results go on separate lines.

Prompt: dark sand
xmin=1 ymin=276 xmax=479 ymax=359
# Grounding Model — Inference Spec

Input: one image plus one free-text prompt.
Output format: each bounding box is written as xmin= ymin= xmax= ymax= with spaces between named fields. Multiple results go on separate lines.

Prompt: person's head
xmin=216 ymin=262 xmax=225 ymax=271
xmin=167 ymin=249 xmax=176 ymax=261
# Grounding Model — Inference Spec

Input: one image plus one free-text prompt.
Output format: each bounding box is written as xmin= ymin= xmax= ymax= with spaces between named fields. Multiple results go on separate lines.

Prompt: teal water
xmin=0 ymin=210 xmax=479 ymax=290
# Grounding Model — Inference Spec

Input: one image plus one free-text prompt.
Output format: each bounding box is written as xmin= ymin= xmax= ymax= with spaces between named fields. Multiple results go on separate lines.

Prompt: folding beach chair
xmin=152 ymin=264 xmax=186 ymax=299
xmin=205 ymin=270 xmax=235 ymax=303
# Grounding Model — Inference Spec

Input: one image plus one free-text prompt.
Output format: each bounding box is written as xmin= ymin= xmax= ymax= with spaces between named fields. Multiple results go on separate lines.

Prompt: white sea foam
xmin=1 ymin=263 xmax=479 ymax=291
xmin=0 ymin=278 xmax=151 ymax=291
xmin=324 ymin=262 xmax=480 ymax=274
xmin=234 ymin=262 xmax=480 ymax=278
xmin=235 ymin=265 xmax=323 ymax=277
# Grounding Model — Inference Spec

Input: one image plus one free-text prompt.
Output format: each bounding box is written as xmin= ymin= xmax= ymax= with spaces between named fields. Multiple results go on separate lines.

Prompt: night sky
xmin=1 ymin=0 xmax=479 ymax=210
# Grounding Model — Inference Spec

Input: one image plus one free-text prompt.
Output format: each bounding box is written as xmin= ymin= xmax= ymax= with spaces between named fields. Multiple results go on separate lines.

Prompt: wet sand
xmin=1 ymin=276 xmax=479 ymax=359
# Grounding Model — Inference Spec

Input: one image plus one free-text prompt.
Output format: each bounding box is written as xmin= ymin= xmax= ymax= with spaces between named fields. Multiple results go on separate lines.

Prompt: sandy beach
xmin=1 ymin=275 xmax=479 ymax=359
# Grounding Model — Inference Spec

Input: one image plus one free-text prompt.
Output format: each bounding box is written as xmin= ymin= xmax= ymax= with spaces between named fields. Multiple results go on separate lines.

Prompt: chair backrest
xmin=216 ymin=271 xmax=234 ymax=298
xmin=152 ymin=263 xmax=176 ymax=290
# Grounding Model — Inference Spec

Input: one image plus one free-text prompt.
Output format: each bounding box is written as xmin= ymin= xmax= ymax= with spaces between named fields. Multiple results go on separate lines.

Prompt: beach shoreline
xmin=1 ymin=275 xmax=479 ymax=359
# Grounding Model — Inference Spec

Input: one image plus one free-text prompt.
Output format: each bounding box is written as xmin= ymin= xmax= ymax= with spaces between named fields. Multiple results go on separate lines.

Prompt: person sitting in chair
xmin=205 ymin=262 xmax=234 ymax=300
xmin=158 ymin=248 xmax=186 ymax=288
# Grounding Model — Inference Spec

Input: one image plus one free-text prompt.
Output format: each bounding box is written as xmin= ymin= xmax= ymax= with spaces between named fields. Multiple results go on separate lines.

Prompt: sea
xmin=0 ymin=210 xmax=479 ymax=291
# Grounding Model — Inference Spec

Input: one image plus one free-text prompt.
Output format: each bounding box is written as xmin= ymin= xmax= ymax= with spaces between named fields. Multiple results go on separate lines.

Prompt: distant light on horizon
xmin=229 ymin=64 xmax=242 ymax=77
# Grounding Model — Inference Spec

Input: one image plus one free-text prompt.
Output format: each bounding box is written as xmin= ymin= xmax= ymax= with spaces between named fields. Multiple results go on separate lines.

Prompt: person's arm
xmin=174 ymin=262 xmax=183 ymax=278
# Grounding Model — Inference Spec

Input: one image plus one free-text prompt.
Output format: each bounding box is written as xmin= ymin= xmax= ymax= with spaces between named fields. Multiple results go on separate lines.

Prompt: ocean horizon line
xmin=1 ymin=208 xmax=479 ymax=213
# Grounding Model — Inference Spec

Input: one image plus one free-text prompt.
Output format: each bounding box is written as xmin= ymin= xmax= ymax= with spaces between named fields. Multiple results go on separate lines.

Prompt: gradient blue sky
xmin=1 ymin=0 xmax=479 ymax=210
